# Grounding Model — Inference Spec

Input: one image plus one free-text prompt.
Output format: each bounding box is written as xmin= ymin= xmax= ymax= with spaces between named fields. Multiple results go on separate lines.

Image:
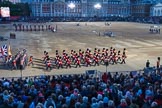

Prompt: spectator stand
xmin=0 ymin=67 xmax=162 ymax=107
xmin=144 ymin=66 xmax=156 ymax=74
xmin=144 ymin=65 xmax=162 ymax=74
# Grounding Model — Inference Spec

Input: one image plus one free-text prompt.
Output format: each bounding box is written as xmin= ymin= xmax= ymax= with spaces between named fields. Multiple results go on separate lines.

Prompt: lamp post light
xmin=68 ymin=3 xmax=76 ymax=9
xmin=94 ymin=3 xmax=101 ymax=20
xmin=68 ymin=3 xmax=75 ymax=20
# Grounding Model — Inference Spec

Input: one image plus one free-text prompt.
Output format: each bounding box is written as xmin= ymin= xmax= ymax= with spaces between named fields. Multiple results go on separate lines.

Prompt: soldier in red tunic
xmin=76 ymin=57 xmax=81 ymax=68
xmin=105 ymin=49 xmax=109 ymax=56
xmin=85 ymin=56 xmax=91 ymax=67
xmin=112 ymin=53 xmax=117 ymax=64
xmin=102 ymin=48 xmax=105 ymax=56
xmin=123 ymin=48 xmax=126 ymax=55
xmin=110 ymin=47 xmax=113 ymax=54
xmin=62 ymin=50 xmax=66 ymax=56
xmin=113 ymin=48 xmax=116 ymax=54
xmin=28 ymin=56 xmax=34 ymax=66
xmin=117 ymin=51 xmax=121 ymax=62
xmin=100 ymin=53 xmax=105 ymax=64
xmin=66 ymin=56 xmax=71 ymax=68
xmin=12 ymin=59 xmax=17 ymax=70
xmin=121 ymin=54 xmax=126 ymax=64
xmin=94 ymin=55 xmax=99 ymax=66
xmin=109 ymin=52 xmax=113 ymax=63
xmin=58 ymin=57 xmax=63 ymax=69
xmin=94 ymin=48 xmax=97 ymax=54
xmin=46 ymin=58 xmax=52 ymax=70
xmin=43 ymin=51 xmax=48 ymax=62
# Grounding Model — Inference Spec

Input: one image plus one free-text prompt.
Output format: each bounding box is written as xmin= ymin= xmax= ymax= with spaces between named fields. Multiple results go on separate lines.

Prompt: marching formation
xmin=13 ymin=23 xmax=57 ymax=32
xmin=43 ymin=47 xmax=127 ymax=70
xmin=0 ymin=44 xmax=127 ymax=71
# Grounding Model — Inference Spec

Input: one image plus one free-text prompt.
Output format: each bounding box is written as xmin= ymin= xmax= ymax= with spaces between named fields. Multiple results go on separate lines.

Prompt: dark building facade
xmin=30 ymin=0 xmax=131 ymax=17
xmin=130 ymin=0 xmax=153 ymax=17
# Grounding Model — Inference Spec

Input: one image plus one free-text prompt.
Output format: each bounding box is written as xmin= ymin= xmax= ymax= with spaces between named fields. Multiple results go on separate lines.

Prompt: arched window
xmin=154 ymin=10 xmax=157 ymax=16
xmin=158 ymin=9 xmax=160 ymax=16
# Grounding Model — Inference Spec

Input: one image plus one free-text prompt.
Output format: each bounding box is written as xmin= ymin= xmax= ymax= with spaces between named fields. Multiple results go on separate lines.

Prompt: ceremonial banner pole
xmin=8 ymin=42 xmax=12 ymax=56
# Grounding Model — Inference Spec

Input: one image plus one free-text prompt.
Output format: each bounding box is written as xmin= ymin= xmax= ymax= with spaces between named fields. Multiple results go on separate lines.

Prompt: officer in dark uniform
xmin=146 ymin=60 xmax=150 ymax=68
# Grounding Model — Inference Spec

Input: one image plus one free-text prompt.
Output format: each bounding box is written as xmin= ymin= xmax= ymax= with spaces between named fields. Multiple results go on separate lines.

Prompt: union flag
xmin=0 ymin=45 xmax=7 ymax=57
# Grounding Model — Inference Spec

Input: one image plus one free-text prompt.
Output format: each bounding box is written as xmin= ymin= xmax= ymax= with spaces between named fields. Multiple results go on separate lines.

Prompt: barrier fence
xmin=0 ymin=66 xmax=161 ymax=81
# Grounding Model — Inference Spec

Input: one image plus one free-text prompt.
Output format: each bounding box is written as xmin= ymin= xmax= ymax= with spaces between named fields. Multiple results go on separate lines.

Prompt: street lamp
xmin=68 ymin=3 xmax=76 ymax=9
xmin=68 ymin=3 xmax=76 ymax=21
xmin=94 ymin=3 xmax=101 ymax=19
xmin=94 ymin=3 xmax=101 ymax=10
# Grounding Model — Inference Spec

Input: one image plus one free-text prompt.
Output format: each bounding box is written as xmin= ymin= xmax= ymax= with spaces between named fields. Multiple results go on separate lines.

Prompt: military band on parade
xmin=42 ymin=47 xmax=127 ymax=71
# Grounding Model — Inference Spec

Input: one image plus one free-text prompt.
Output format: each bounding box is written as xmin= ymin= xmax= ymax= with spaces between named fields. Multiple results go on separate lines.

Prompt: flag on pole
xmin=8 ymin=43 xmax=12 ymax=56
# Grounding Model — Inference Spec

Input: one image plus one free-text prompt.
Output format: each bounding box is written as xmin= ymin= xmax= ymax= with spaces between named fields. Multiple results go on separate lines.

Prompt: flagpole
xmin=8 ymin=41 xmax=12 ymax=57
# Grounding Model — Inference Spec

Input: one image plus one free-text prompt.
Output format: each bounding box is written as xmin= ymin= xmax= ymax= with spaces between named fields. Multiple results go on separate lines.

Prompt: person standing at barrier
xmin=146 ymin=60 xmax=150 ymax=68
xmin=157 ymin=57 xmax=160 ymax=73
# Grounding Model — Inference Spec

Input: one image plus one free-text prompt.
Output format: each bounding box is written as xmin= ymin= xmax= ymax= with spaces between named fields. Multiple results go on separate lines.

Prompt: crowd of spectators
xmin=0 ymin=69 xmax=162 ymax=108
